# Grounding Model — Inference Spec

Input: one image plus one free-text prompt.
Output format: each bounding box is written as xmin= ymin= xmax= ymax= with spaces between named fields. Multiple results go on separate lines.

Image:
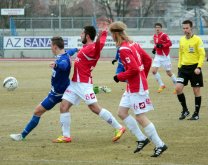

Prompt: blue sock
xmin=21 ymin=115 xmax=40 ymax=138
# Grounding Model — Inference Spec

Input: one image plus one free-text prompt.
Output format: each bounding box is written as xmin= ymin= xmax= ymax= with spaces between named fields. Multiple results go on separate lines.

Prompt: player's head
xmin=51 ymin=36 xmax=64 ymax=55
xmin=154 ymin=23 xmax=162 ymax=34
xmin=182 ymin=20 xmax=193 ymax=37
xmin=81 ymin=26 xmax=96 ymax=44
xmin=109 ymin=21 xmax=131 ymax=46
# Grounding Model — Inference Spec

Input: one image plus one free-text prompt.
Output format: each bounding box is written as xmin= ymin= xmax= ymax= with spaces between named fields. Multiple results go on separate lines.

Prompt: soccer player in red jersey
xmin=152 ymin=23 xmax=177 ymax=93
xmin=53 ymin=21 xmax=125 ymax=143
xmin=110 ymin=21 xmax=167 ymax=157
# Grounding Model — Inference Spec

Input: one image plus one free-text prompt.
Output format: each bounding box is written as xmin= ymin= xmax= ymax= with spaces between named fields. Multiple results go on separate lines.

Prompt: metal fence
xmin=9 ymin=16 xmax=207 ymax=31
xmin=0 ymin=35 xmax=4 ymax=57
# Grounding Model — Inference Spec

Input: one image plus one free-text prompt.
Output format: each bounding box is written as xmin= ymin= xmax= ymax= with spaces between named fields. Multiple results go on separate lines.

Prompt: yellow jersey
xmin=178 ymin=35 xmax=205 ymax=68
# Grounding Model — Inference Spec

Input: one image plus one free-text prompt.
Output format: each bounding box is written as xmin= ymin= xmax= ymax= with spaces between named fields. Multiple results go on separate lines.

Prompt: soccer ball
xmin=3 ymin=77 xmax=18 ymax=91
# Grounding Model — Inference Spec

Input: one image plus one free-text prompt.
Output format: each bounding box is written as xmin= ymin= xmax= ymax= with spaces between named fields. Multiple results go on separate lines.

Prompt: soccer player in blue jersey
xmin=10 ymin=36 xmax=78 ymax=141
xmin=112 ymin=48 xmax=125 ymax=74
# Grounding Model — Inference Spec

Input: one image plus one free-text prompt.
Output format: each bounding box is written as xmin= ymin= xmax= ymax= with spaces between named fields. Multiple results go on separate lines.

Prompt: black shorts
xmin=177 ymin=64 xmax=203 ymax=87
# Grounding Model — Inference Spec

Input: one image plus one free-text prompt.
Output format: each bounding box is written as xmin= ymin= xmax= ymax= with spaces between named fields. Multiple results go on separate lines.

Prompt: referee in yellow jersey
xmin=175 ymin=20 xmax=205 ymax=120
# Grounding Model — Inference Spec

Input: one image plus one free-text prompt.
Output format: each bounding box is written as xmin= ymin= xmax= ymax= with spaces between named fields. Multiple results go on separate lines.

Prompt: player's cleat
xmin=10 ymin=134 xmax=23 ymax=141
xmin=188 ymin=112 xmax=199 ymax=120
xmin=157 ymin=85 xmax=166 ymax=93
xmin=179 ymin=110 xmax=190 ymax=120
xmin=151 ymin=144 xmax=168 ymax=157
xmin=112 ymin=127 xmax=126 ymax=142
xmin=52 ymin=136 xmax=72 ymax=143
xmin=134 ymin=138 xmax=150 ymax=153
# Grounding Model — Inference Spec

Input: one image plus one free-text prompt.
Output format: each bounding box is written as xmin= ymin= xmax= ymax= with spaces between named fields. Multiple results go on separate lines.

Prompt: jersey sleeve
xmin=178 ymin=39 xmax=182 ymax=68
xmin=197 ymin=38 xmax=205 ymax=68
xmin=56 ymin=57 xmax=70 ymax=71
xmin=138 ymin=45 xmax=152 ymax=77
xmin=117 ymin=49 xmax=139 ymax=81
xmin=66 ymin=48 xmax=78 ymax=56
xmin=162 ymin=34 xmax=172 ymax=48
xmin=94 ymin=30 xmax=107 ymax=56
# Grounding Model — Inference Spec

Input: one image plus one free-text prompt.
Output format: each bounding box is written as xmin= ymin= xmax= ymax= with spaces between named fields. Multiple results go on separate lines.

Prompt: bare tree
xmin=0 ymin=0 xmax=25 ymax=28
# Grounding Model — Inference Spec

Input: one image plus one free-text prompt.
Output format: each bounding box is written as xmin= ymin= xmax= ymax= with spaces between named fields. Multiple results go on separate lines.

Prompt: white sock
xmin=154 ymin=72 xmax=164 ymax=87
xmin=99 ymin=108 xmax=122 ymax=129
xmin=123 ymin=115 xmax=146 ymax=141
xmin=60 ymin=112 xmax=71 ymax=137
xmin=144 ymin=122 xmax=164 ymax=148
xmin=171 ymin=74 xmax=177 ymax=84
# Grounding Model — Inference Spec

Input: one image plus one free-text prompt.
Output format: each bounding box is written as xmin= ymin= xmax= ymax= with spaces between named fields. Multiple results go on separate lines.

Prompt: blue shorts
xmin=41 ymin=91 xmax=63 ymax=110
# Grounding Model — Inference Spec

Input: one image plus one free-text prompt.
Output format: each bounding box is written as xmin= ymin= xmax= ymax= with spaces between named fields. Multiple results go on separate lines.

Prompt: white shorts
xmin=62 ymin=81 xmax=97 ymax=105
xmin=119 ymin=91 xmax=154 ymax=115
xmin=152 ymin=54 xmax=172 ymax=71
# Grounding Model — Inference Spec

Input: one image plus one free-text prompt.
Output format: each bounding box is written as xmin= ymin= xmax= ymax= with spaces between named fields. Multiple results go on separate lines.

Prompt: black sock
xmin=177 ymin=93 xmax=188 ymax=111
xmin=195 ymin=96 xmax=201 ymax=115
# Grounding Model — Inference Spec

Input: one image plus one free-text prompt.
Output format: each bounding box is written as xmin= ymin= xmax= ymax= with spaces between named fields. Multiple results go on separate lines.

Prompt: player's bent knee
xmin=88 ymin=103 xmax=101 ymax=115
xmin=60 ymin=100 xmax=72 ymax=113
xmin=152 ymin=70 xmax=157 ymax=75
xmin=118 ymin=110 xmax=128 ymax=120
xmin=175 ymin=86 xmax=182 ymax=94
xmin=34 ymin=105 xmax=46 ymax=116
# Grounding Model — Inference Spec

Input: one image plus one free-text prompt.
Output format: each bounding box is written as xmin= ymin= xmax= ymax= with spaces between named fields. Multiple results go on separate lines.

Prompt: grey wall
xmin=3 ymin=48 xmax=179 ymax=59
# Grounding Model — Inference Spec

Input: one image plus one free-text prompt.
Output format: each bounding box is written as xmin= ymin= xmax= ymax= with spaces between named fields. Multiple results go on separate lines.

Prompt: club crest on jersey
xmin=146 ymin=98 xmax=151 ymax=104
xmin=139 ymin=102 xmax=146 ymax=109
xmin=125 ymin=57 xmax=130 ymax=63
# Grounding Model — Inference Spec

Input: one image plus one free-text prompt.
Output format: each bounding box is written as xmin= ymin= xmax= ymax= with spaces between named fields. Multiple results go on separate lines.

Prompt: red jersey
xmin=72 ymin=31 xmax=107 ymax=83
xmin=153 ymin=32 xmax=172 ymax=56
xmin=117 ymin=42 xmax=152 ymax=93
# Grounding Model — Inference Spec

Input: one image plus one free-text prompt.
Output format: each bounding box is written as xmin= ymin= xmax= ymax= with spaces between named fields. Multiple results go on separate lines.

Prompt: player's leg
xmin=53 ymin=83 xmax=79 ymax=143
xmin=188 ymin=72 xmax=203 ymax=120
xmin=176 ymin=68 xmax=190 ymax=120
xmin=21 ymin=105 xmax=46 ymax=139
xmin=166 ymin=70 xmax=177 ymax=84
xmin=88 ymin=102 xmax=126 ymax=142
xmin=136 ymin=114 xmax=167 ymax=157
xmin=163 ymin=56 xmax=177 ymax=94
xmin=10 ymin=92 xmax=60 ymax=141
xmin=130 ymin=92 xmax=167 ymax=156
xmin=83 ymin=82 xmax=125 ymax=142
xmin=52 ymin=99 xmax=73 ymax=143
xmin=152 ymin=56 xmax=165 ymax=92
xmin=10 ymin=105 xmax=46 ymax=141
xmin=118 ymin=92 xmax=148 ymax=152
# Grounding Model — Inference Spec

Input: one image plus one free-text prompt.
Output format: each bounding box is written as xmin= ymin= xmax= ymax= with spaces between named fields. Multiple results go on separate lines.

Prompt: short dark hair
xmin=84 ymin=26 xmax=96 ymax=40
xmin=154 ymin=23 xmax=162 ymax=28
xmin=182 ymin=20 xmax=193 ymax=27
xmin=51 ymin=36 xmax=64 ymax=49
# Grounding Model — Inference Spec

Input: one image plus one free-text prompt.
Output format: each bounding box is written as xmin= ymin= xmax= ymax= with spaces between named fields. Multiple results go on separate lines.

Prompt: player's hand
xmin=49 ymin=62 xmax=57 ymax=68
xmin=97 ymin=17 xmax=111 ymax=31
xmin=152 ymin=49 xmax=156 ymax=54
xmin=156 ymin=44 xmax=163 ymax=48
xmin=113 ymin=75 xmax=119 ymax=83
xmin=112 ymin=59 xmax=117 ymax=65
xmin=194 ymin=67 xmax=201 ymax=75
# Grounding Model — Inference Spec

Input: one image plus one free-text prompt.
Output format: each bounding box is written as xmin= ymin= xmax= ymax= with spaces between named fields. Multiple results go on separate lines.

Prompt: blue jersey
xmin=51 ymin=52 xmax=71 ymax=94
xmin=115 ymin=48 xmax=125 ymax=74
xmin=66 ymin=48 xmax=78 ymax=57
xmin=41 ymin=49 xmax=77 ymax=110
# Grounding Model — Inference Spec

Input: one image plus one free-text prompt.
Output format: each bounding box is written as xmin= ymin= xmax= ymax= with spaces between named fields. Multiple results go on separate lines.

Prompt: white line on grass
xmin=2 ymin=159 xmax=195 ymax=165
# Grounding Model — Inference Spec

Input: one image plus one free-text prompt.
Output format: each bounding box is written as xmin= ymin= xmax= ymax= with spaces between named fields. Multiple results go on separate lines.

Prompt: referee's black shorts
xmin=177 ymin=64 xmax=203 ymax=87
